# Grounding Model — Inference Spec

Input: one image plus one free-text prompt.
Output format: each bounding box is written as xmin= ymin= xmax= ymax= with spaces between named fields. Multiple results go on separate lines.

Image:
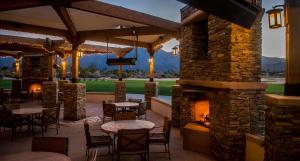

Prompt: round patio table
xmin=12 ymin=107 xmax=46 ymax=115
xmin=101 ymin=120 xmax=155 ymax=134
xmin=0 ymin=151 xmax=71 ymax=161
xmin=12 ymin=107 xmax=46 ymax=135
xmin=112 ymin=102 xmax=139 ymax=108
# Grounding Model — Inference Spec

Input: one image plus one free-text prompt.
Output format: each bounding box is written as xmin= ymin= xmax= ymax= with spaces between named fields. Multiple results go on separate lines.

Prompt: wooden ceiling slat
xmin=71 ymin=1 xmax=181 ymax=32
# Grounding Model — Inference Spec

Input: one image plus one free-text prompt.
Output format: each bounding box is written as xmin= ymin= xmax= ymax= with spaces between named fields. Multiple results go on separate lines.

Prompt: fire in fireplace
xmin=194 ymin=100 xmax=210 ymax=123
xmin=29 ymin=83 xmax=41 ymax=93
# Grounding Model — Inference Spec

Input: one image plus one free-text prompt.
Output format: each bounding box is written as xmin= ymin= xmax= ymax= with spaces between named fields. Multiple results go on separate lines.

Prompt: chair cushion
xmin=149 ymin=133 xmax=167 ymax=143
xmin=89 ymin=135 xmax=112 ymax=147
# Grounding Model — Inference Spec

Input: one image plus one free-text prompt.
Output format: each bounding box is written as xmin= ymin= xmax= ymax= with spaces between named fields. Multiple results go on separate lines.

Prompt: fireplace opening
xmin=193 ymin=100 xmax=210 ymax=128
xmin=28 ymin=83 xmax=42 ymax=100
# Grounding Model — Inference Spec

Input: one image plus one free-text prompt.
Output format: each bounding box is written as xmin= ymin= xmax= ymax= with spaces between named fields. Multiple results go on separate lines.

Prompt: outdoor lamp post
xmin=266 ymin=5 xmax=284 ymax=29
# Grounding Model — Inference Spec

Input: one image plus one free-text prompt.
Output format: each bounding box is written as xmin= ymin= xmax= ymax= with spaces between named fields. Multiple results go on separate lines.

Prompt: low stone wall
xmin=86 ymin=92 xmax=115 ymax=103
xmin=245 ymin=133 xmax=264 ymax=161
xmin=58 ymin=80 xmax=69 ymax=92
xmin=151 ymin=97 xmax=171 ymax=119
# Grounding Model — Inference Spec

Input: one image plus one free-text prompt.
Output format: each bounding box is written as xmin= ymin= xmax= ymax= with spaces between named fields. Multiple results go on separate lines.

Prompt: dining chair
xmin=0 ymin=109 xmax=29 ymax=140
xmin=102 ymin=101 xmax=116 ymax=123
xmin=137 ymin=102 xmax=147 ymax=120
xmin=116 ymin=129 xmax=150 ymax=161
xmin=87 ymin=149 xmax=98 ymax=161
xmin=149 ymin=117 xmax=172 ymax=160
xmin=128 ymin=98 xmax=142 ymax=103
xmin=114 ymin=112 xmax=136 ymax=121
xmin=84 ymin=120 xmax=113 ymax=158
xmin=32 ymin=107 xmax=60 ymax=135
xmin=32 ymin=137 xmax=69 ymax=155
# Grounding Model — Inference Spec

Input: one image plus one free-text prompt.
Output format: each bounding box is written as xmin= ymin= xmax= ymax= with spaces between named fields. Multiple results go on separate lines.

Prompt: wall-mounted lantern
xmin=266 ymin=5 xmax=284 ymax=29
xmin=172 ymin=45 xmax=179 ymax=56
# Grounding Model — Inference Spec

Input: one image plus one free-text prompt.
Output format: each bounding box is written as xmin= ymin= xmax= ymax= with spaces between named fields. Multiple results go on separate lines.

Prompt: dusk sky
xmin=100 ymin=0 xmax=286 ymax=58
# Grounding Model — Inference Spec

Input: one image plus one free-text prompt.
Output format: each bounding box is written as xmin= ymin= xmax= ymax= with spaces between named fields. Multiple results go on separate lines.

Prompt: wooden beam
xmin=53 ymin=6 xmax=77 ymax=40
xmin=82 ymin=36 xmax=151 ymax=49
xmin=0 ymin=0 xmax=92 ymax=12
xmin=178 ymin=0 xmax=263 ymax=29
xmin=79 ymin=26 xmax=174 ymax=39
xmin=0 ymin=20 xmax=68 ymax=38
xmin=151 ymin=34 xmax=179 ymax=51
xmin=71 ymin=1 xmax=180 ymax=32
xmin=0 ymin=43 xmax=48 ymax=53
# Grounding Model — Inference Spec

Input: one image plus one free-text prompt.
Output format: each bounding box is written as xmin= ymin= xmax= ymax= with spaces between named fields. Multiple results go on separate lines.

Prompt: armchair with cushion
xmin=102 ymin=101 xmax=116 ymax=123
xmin=116 ymin=129 xmax=150 ymax=161
xmin=149 ymin=117 xmax=172 ymax=159
xmin=32 ymin=137 xmax=69 ymax=155
xmin=114 ymin=112 xmax=136 ymax=121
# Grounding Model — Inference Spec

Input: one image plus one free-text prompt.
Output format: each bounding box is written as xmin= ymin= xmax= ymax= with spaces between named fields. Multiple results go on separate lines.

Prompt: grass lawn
xmin=0 ymin=79 xmax=284 ymax=96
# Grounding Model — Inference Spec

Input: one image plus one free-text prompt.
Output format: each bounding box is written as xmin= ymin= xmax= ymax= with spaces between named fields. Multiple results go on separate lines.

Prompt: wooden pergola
xmin=0 ymin=0 xmax=180 ymax=82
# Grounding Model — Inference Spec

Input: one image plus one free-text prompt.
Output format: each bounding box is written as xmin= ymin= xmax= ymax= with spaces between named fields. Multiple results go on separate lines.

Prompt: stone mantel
xmin=265 ymin=94 xmax=300 ymax=106
xmin=176 ymin=80 xmax=267 ymax=90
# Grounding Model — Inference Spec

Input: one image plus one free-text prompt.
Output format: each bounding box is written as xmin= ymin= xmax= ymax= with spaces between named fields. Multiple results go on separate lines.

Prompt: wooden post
xmin=15 ymin=56 xmax=20 ymax=79
xmin=48 ymin=54 xmax=55 ymax=81
xmin=149 ymin=51 xmax=155 ymax=82
xmin=61 ymin=56 xmax=67 ymax=80
xmin=118 ymin=65 xmax=123 ymax=81
xmin=71 ymin=44 xmax=79 ymax=83
xmin=284 ymin=0 xmax=300 ymax=96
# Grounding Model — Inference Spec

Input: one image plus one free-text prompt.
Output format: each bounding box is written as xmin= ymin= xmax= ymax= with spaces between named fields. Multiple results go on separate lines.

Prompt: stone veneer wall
xmin=42 ymin=81 xmax=58 ymax=108
xmin=63 ymin=83 xmax=86 ymax=120
xmin=264 ymin=95 xmax=300 ymax=161
xmin=58 ymin=80 xmax=69 ymax=92
xmin=144 ymin=82 xmax=158 ymax=109
xmin=114 ymin=81 xmax=126 ymax=102
xmin=171 ymin=85 xmax=182 ymax=127
xmin=22 ymin=56 xmax=50 ymax=79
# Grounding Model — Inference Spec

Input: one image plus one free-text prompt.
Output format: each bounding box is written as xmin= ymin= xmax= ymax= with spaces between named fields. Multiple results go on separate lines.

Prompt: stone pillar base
xmin=42 ymin=81 xmax=58 ymax=108
xmin=172 ymin=85 xmax=182 ymax=127
xmin=115 ymin=81 xmax=126 ymax=102
xmin=265 ymin=94 xmax=300 ymax=161
xmin=144 ymin=82 xmax=158 ymax=109
xmin=63 ymin=83 xmax=86 ymax=120
xmin=58 ymin=80 xmax=69 ymax=92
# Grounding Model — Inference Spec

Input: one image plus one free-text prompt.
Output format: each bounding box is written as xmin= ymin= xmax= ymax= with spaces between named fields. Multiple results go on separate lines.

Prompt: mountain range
xmin=0 ymin=48 xmax=285 ymax=73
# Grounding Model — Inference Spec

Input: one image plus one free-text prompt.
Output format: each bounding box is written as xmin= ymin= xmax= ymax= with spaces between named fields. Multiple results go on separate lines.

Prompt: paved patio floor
xmin=0 ymin=101 xmax=213 ymax=161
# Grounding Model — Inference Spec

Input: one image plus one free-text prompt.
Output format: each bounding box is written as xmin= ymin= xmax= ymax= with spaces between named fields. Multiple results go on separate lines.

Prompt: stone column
xmin=58 ymin=80 xmax=69 ymax=92
xmin=115 ymin=81 xmax=126 ymax=102
xmin=265 ymin=94 xmax=300 ymax=161
xmin=144 ymin=82 xmax=158 ymax=109
xmin=48 ymin=54 xmax=55 ymax=81
xmin=42 ymin=81 xmax=58 ymax=108
xmin=285 ymin=0 xmax=300 ymax=95
xmin=63 ymin=83 xmax=86 ymax=120
xmin=118 ymin=65 xmax=123 ymax=81
xmin=171 ymin=85 xmax=182 ymax=127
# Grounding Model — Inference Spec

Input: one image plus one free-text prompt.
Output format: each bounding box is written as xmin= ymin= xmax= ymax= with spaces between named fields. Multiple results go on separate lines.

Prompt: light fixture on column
xmin=266 ymin=5 xmax=284 ymax=29
xmin=172 ymin=45 xmax=179 ymax=55
xmin=78 ymin=50 xmax=84 ymax=57
xmin=148 ymin=57 xmax=153 ymax=63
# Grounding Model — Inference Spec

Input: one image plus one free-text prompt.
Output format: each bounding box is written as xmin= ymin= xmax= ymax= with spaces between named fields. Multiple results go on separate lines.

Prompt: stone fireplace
xmin=173 ymin=4 xmax=266 ymax=161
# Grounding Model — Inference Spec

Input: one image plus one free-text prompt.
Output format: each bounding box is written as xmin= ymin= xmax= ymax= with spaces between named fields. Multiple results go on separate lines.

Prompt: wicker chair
xmin=102 ymin=101 xmax=116 ymax=123
xmin=114 ymin=112 xmax=136 ymax=121
xmin=149 ymin=117 xmax=172 ymax=160
xmin=32 ymin=137 xmax=69 ymax=155
xmin=32 ymin=107 xmax=60 ymax=135
xmin=137 ymin=102 xmax=147 ymax=120
xmin=84 ymin=120 xmax=113 ymax=158
xmin=116 ymin=129 xmax=150 ymax=161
